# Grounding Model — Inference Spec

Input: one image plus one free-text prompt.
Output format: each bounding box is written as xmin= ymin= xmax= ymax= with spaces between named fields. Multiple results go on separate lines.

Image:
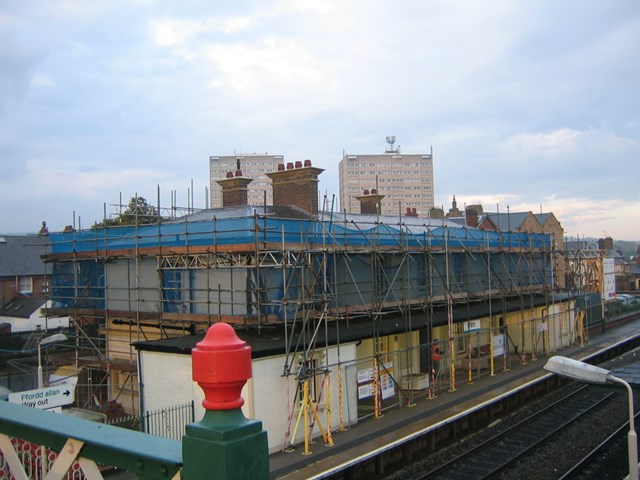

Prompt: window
xmin=163 ymin=270 xmax=184 ymax=313
xmin=18 ymin=276 xmax=33 ymax=294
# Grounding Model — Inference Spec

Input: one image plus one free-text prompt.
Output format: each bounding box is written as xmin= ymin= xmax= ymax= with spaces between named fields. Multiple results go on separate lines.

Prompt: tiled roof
xmin=0 ymin=296 xmax=46 ymax=318
xmin=0 ymin=235 xmax=51 ymax=277
xmin=483 ymin=212 xmax=532 ymax=231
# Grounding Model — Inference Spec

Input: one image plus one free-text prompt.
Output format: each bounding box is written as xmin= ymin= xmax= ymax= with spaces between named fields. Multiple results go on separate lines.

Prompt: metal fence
xmin=142 ymin=402 xmax=195 ymax=441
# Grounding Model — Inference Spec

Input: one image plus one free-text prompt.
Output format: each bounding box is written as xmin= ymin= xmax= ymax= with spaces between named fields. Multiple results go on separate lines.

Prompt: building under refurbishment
xmin=41 ymin=161 xmax=578 ymax=451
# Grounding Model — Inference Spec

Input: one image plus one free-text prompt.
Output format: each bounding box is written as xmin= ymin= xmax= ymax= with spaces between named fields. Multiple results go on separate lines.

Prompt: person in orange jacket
xmin=432 ymin=338 xmax=441 ymax=373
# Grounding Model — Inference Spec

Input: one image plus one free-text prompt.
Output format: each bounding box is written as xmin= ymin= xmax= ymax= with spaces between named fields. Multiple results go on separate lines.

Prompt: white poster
xmin=358 ymin=383 xmax=373 ymax=400
xmin=357 ymin=368 xmax=373 ymax=384
xmin=492 ymin=334 xmax=505 ymax=356
xmin=356 ymin=362 xmax=395 ymax=400
xmin=603 ymin=258 xmax=616 ymax=301
xmin=380 ymin=362 xmax=395 ymax=400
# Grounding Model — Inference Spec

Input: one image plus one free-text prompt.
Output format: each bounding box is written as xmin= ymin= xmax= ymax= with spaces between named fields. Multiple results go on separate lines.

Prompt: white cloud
xmin=1 ymin=0 xmax=639 ymax=241
xmin=503 ymin=129 xmax=580 ymax=157
xmin=30 ymin=73 xmax=55 ymax=87
xmin=223 ymin=16 xmax=251 ymax=34
xmin=151 ymin=18 xmax=205 ymax=47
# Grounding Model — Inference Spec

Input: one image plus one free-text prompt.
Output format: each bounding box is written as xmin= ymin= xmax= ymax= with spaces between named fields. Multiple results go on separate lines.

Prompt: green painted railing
xmin=0 ymin=323 xmax=269 ymax=480
xmin=0 ymin=400 xmax=181 ymax=479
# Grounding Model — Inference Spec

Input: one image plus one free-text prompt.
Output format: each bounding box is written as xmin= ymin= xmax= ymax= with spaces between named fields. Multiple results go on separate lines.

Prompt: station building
xmin=42 ymin=160 xmax=583 ymax=451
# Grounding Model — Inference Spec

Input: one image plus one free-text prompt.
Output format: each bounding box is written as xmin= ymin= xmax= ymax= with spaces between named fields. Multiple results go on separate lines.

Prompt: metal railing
xmin=143 ymin=402 xmax=195 ymax=441
xmin=0 ymin=400 xmax=181 ymax=480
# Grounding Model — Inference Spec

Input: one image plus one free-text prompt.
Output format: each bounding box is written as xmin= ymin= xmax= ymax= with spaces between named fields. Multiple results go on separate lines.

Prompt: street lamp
xmin=36 ymin=333 xmax=67 ymax=479
xmin=544 ymin=356 xmax=638 ymax=480
xmin=37 ymin=333 xmax=67 ymax=389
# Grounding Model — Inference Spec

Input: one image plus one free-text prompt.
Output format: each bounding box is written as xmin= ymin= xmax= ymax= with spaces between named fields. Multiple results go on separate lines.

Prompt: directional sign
xmin=463 ymin=320 xmax=481 ymax=332
xmin=8 ymin=384 xmax=75 ymax=410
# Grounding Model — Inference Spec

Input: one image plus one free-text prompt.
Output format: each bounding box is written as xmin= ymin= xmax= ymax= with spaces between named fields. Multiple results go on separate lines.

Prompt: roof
xmin=166 ymin=204 xmax=315 ymax=222
xmin=0 ymin=296 xmax=46 ymax=318
xmin=482 ymin=212 xmax=533 ymax=231
xmin=534 ymin=213 xmax=551 ymax=224
xmin=0 ymin=235 xmax=51 ymax=277
xmin=47 ymin=207 xmax=551 ymax=255
xmin=611 ymin=361 xmax=640 ymax=387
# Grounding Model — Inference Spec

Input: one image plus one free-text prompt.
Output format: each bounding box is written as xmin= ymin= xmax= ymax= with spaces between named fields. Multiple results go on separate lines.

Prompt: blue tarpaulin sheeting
xmin=48 ymin=213 xmax=551 ymax=254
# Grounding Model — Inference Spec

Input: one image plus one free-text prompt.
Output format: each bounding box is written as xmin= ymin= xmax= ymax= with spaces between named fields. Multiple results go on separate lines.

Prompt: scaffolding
xmin=41 ymin=204 xmax=556 ymax=431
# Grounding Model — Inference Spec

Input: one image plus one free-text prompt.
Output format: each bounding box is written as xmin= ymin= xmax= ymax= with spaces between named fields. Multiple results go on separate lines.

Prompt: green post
xmin=182 ymin=323 xmax=269 ymax=480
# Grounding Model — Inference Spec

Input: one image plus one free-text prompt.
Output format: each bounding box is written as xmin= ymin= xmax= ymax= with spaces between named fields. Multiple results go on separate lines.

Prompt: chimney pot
xmin=412 ymin=208 xmax=417 ymax=215
xmin=278 ymin=163 xmax=285 ymax=171
xmin=226 ymin=171 xmax=234 ymax=178
xmin=304 ymin=159 xmax=312 ymax=167
xmin=266 ymin=163 xmax=324 ymax=215
xmin=371 ymin=188 xmax=377 ymax=195
xmin=363 ymin=189 xmax=370 ymax=195
xmin=235 ymin=170 xmax=242 ymax=177
xmin=295 ymin=160 xmax=302 ymax=168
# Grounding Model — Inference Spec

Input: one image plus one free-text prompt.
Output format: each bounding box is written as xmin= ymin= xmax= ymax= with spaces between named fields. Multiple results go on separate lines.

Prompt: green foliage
xmin=93 ymin=196 xmax=160 ymax=228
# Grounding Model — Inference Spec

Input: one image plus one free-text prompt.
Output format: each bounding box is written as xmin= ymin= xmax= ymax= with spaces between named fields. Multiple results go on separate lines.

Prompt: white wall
xmin=138 ymin=342 xmax=358 ymax=453
xmin=546 ymin=301 xmax=575 ymax=352
xmin=0 ymin=300 xmax=70 ymax=332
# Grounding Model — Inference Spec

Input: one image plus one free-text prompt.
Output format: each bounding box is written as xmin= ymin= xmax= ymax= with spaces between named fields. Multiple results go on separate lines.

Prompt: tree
xmin=93 ymin=196 xmax=160 ymax=228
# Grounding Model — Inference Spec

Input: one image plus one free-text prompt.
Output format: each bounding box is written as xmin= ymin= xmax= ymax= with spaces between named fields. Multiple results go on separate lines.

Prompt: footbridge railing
xmin=0 ymin=323 xmax=269 ymax=480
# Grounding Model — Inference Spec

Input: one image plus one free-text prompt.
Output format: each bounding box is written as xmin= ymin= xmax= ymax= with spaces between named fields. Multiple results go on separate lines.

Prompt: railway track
xmin=558 ymin=409 xmax=640 ymax=480
xmin=413 ymin=385 xmax=616 ymax=480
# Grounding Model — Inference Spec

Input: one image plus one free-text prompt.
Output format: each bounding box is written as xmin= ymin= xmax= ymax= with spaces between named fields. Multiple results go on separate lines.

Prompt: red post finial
xmin=192 ymin=323 xmax=252 ymax=410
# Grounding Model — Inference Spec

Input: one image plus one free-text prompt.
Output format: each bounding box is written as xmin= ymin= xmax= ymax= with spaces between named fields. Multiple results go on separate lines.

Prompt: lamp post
xmin=544 ymin=356 xmax=638 ymax=480
xmin=37 ymin=333 xmax=67 ymax=389
xmin=36 ymin=333 xmax=67 ymax=479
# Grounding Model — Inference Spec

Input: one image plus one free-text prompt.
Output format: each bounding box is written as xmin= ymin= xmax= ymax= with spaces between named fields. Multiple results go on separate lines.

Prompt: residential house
xmin=0 ymin=233 xmax=51 ymax=307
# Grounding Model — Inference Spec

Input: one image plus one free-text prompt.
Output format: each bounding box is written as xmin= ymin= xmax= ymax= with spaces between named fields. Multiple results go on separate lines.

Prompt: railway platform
xmin=270 ymin=318 xmax=640 ymax=480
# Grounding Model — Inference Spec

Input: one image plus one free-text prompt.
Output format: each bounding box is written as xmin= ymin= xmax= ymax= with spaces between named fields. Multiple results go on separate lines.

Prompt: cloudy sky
xmin=1 ymin=1 xmax=639 ymax=240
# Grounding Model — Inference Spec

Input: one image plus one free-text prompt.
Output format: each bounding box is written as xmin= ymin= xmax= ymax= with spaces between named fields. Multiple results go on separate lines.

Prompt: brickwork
xmin=356 ymin=190 xmax=385 ymax=215
xmin=266 ymin=163 xmax=324 ymax=215
xmin=216 ymin=175 xmax=253 ymax=207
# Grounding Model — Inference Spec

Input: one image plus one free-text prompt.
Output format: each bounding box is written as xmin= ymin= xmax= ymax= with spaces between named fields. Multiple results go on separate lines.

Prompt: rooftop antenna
xmin=385 ymin=136 xmax=397 ymax=153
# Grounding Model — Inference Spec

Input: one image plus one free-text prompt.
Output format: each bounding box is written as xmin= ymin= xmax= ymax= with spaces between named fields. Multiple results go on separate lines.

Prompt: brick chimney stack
xmin=465 ymin=207 xmax=479 ymax=227
xmin=598 ymin=236 xmax=614 ymax=250
xmin=356 ymin=188 xmax=385 ymax=215
xmin=216 ymin=170 xmax=253 ymax=207
xmin=429 ymin=207 xmax=444 ymax=219
xmin=265 ymin=160 xmax=324 ymax=215
xmin=404 ymin=207 xmax=418 ymax=217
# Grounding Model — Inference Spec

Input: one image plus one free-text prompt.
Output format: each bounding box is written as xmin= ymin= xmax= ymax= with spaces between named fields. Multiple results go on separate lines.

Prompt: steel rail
xmin=415 ymin=385 xmax=614 ymax=480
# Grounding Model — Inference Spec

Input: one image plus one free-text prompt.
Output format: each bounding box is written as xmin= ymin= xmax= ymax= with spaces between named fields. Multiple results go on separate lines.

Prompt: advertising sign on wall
xmin=356 ymin=362 xmax=395 ymax=400
xmin=603 ymin=258 xmax=616 ymax=301
xmin=492 ymin=334 xmax=505 ymax=357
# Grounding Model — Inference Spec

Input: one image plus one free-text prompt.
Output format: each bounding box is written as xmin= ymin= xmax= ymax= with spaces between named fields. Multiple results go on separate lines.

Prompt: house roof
xmin=481 ymin=212 xmax=533 ymax=231
xmin=534 ymin=213 xmax=551 ymax=224
xmin=0 ymin=296 xmax=46 ymax=318
xmin=0 ymin=235 xmax=51 ymax=277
